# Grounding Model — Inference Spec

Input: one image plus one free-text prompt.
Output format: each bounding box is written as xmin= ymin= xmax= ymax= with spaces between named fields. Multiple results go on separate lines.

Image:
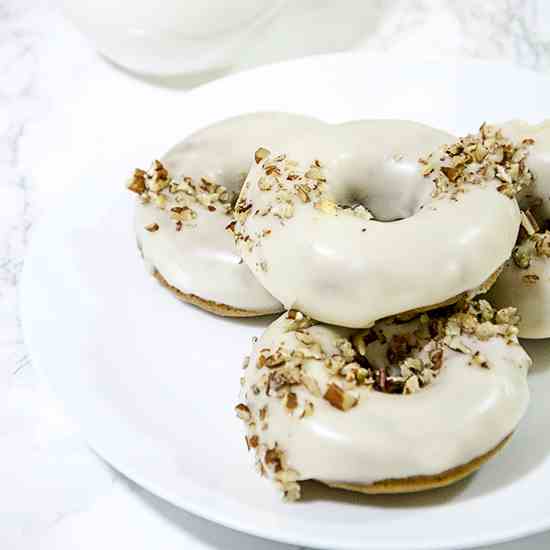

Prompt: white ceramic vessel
xmin=22 ymin=55 xmax=550 ymax=549
xmin=60 ymin=0 xmax=286 ymax=75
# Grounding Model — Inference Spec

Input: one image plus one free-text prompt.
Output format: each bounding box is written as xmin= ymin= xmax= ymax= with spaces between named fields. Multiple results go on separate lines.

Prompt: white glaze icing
xmin=487 ymin=120 xmax=550 ymax=338
xmin=488 ymin=254 xmax=550 ymax=338
xmin=236 ymin=121 xmax=521 ymax=327
xmin=135 ymin=112 xmax=325 ymax=312
xmin=240 ymin=310 xmax=530 ymax=490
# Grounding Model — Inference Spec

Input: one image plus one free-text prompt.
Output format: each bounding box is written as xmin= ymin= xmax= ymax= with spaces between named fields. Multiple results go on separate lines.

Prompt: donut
xmin=128 ymin=112 xmax=325 ymax=316
xmin=236 ymin=300 xmax=531 ymax=500
xmin=486 ymin=120 xmax=550 ymax=338
xmin=233 ymin=121 xmax=528 ymax=328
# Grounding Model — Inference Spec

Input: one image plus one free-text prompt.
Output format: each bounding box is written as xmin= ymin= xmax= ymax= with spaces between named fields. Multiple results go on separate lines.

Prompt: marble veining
xmin=3 ymin=0 xmax=550 ymax=548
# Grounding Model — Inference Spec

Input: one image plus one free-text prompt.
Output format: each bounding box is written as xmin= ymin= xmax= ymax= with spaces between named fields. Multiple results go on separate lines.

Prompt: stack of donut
xmin=128 ymin=113 xmax=550 ymax=500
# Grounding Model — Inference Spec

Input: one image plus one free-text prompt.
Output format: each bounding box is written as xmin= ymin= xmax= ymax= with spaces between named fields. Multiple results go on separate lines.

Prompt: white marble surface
xmin=4 ymin=0 xmax=550 ymax=548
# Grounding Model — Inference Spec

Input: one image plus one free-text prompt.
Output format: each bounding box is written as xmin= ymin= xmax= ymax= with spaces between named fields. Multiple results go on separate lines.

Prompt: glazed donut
xmin=234 ymin=121 xmax=527 ymax=328
xmin=486 ymin=120 xmax=550 ymax=338
xmin=236 ymin=300 xmax=530 ymax=500
xmin=128 ymin=112 xmax=325 ymax=316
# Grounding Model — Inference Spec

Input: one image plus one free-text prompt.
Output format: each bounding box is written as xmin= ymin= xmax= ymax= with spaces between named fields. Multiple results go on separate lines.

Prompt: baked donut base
xmin=323 ymin=433 xmax=512 ymax=495
xmin=153 ymin=264 xmax=502 ymax=322
xmin=136 ymin=241 xmax=275 ymax=317
xmin=152 ymin=269 xmax=273 ymax=318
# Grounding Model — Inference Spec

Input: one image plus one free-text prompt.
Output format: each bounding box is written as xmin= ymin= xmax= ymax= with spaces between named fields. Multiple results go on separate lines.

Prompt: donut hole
xmin=355 ymin=340 xmax=414 ymax=393
xmin=330 ymin=162 xmax=434 ymax=222
xmin=350 ymin=319 xmax=441 ymax=395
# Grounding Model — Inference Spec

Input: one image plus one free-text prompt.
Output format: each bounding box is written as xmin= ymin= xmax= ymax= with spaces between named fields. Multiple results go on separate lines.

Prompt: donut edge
xmin=136 ymin=240 xmax=277 ymax=317
xmin=395 ymin=266 xmax=503 ymax=322
xmin=322 ymin=433 xmax=512 ymax=495
xmin=152 ymin=268 xmax=272 ymax=318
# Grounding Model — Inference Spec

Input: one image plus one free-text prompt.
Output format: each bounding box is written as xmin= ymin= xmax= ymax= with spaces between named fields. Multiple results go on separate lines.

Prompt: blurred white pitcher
xmin=60 ymin=0 xmax=286 ymax=75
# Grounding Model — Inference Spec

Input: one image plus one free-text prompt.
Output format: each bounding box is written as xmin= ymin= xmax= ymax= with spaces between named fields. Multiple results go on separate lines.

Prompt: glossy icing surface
xmin=135 ymin=112 xmax=325 ymax=312
xmin=236 ymin=121 xmax=521 ymax=327
xmin=489 ymin=254 xmax=550 ymax=338
xmin=240 ymin=310 xmax=530 ymax=489
xmin=486 ymin=121 xmax=550 ymax=337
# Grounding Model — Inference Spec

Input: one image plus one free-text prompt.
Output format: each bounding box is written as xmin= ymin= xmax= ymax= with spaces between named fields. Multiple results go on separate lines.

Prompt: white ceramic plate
xmin=21 ymin=54 xmax=550 ymax=550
